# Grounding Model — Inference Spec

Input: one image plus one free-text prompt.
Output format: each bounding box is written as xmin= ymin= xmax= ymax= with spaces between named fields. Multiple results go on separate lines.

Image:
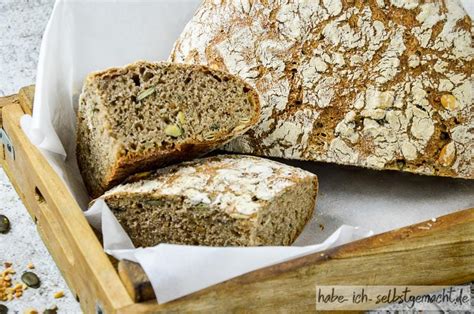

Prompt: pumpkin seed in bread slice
xmin=77 ymin=61 xmax=260 ymax=197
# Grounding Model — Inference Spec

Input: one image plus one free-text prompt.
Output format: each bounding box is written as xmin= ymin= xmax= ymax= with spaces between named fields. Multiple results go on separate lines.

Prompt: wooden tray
xmin=0 ymin=87 xmax=473 ymax=313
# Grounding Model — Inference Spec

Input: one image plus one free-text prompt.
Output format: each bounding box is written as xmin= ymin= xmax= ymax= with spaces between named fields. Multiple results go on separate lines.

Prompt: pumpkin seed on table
xmin=0 ymin=304 xmax=7 ymax=314
xmin=0 ymin=214 xmax=10 ymax=234
xmin=53 ymin=291 xmax=64 ymax=299
xmin=21 ymin=271 xmax=41 ymax=288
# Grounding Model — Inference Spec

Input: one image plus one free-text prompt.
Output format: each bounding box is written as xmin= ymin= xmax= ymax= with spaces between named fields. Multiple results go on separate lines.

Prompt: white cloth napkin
xmin=20 ymin=0 xmax=474 ymax=304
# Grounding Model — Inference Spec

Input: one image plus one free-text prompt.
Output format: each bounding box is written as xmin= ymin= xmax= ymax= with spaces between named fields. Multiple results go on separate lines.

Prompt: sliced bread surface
xmin=101 ymin=155 xmax=318 ymax=247
xmin=77 ymin=61 xmax=260 ymax=197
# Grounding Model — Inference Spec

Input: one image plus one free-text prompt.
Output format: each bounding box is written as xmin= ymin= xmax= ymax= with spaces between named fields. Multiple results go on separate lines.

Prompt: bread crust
xmin=170 ymin=0 xmax=474 ymax=179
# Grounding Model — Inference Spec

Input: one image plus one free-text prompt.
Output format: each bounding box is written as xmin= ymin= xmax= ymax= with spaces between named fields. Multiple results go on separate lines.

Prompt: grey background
xmin=0 ymin=0 xmax=81 ymax=312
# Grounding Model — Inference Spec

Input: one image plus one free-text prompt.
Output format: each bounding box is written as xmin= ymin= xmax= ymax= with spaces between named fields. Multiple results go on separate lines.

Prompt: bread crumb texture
xmin=102 ymin=155 xmax=317 ymax=246
xmin=76 ymin=61 xmax=260 ymax=197
xmin=170 ymin=0 xmax=473 ymax=179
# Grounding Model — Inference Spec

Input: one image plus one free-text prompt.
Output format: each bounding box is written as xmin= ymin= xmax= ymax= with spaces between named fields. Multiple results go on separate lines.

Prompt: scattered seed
xmin=396 ymin=160 xmax=405 ymax=170
xmin=43 ymin=309 xmax=58 ymax=314
xmin=130 ymin=171 xmax=152 ymax=181
xmin=145 ymin=200 xmax=165 ymax=207
xmin=21 ymin=272 xmax=40 ymax=289
xmin=319 ymin=224 xmax=325 ymax=231
xmin=53 ymin=291 xmax=64 ymax=299
xmin=232 ymin=124 xmax=247 ymax=133
xmin=210 ymin=123 xmax=220 ymax=131
xmin=247 ymin=94 xmax=258 ymax=108
xmin=0 ymin=304 xmax=7 ymax=314
xmin=440 ymin=94 xmax=456 ymax=110
xmin=136 ymin=86 xmax=156 ymax=101
xmin=229 ymin=213 xmax=250 ymax=219
xmin=437 ymin=141 xmax=456 ymax=167
xmin=239 ymin=117 xmax=251 ymax=124
xmin=209 ymin=63 xmax=220 ymax=70
xmin=26 ymin=263 xmax=34 ymax=269
xmin=203 ymin=131 xmax=217 ymax=141
xmin=194 ymin=203 xmax=207 ymax=210
xmin=23 ymin=309 xmax=37 ymax=314
xmin=3 ymin=263 xmax=12 ymax=268
xmin=0 ymin=215 xmax=11 ymax=234
xmin=177 ymin=111 xmax=186 ymax=125
xmin=164 ymin=124 xmax=183 ymax=137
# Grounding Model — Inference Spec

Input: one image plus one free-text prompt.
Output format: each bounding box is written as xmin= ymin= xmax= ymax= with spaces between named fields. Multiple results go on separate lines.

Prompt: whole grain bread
xmin=170 ymin=0 xmax=473 ymax=179
xmin=77 ymin=61 xmax=260 ymax=197
xmin=100 ymin=155 xmax=318 ymax=247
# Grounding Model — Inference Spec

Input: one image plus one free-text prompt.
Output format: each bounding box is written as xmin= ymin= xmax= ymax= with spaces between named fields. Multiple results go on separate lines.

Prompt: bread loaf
xmin=170 ymin=0 xmax=473 ymax=179
xmin=77 ymin=61 xmax=260 ymax=197
xmin=101 ymin=155 xmax=318 ymax=247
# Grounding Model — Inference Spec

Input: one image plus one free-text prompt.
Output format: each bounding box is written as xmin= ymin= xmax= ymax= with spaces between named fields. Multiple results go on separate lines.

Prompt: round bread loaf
xmin=170 ymin=0 xmax=473 ymax=179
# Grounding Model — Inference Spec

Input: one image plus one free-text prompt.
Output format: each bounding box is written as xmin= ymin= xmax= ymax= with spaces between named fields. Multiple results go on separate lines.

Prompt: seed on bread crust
xmin=437 ymin=142 xmax=456 ymax=167
xmin=440 ymin=94 xmax=457 ymax=110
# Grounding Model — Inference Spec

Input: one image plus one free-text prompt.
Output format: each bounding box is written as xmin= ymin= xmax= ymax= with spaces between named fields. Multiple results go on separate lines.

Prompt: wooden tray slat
xmin=118 ymin=207 xmax=474 ymax=309
xmin=1 ymin=102 xmax=133 ymax=313
xmin=17 ymin=85 xmax=34 ymax=115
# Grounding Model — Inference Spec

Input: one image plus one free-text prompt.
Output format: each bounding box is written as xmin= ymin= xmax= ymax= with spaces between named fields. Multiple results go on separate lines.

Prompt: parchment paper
xmin=20 ymin=0 xmax=474 ymax=304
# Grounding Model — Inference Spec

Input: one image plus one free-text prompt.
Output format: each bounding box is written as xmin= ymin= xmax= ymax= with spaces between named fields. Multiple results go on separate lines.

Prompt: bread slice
xmin=77 ymin=61 xmax=260 ymax=197
xmin=100 ymin=155 xmax=318 ymax=247
xmin=170 ymin=0 xmax=473 ymax=179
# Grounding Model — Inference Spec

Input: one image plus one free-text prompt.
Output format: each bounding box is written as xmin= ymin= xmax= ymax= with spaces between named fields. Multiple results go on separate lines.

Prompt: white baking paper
xmin=86 ymin=199 xmax=373 ymax=303
xmin=20 ymin=0 xmax=474 ymax=304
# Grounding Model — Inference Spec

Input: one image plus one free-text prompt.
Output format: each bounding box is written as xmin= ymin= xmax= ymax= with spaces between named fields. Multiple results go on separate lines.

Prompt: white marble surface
xmin=0 ymin=0 xmax=81 ymax=312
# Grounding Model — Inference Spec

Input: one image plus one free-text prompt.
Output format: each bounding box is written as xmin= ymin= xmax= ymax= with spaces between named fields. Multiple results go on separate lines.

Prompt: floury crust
xmin=171 ymin=0 xmax=473 ymax=179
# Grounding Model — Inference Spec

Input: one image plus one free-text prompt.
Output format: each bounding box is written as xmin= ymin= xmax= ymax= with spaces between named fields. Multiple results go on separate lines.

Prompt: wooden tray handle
xmin=33 ymin=186 xmax=76 ymax=265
